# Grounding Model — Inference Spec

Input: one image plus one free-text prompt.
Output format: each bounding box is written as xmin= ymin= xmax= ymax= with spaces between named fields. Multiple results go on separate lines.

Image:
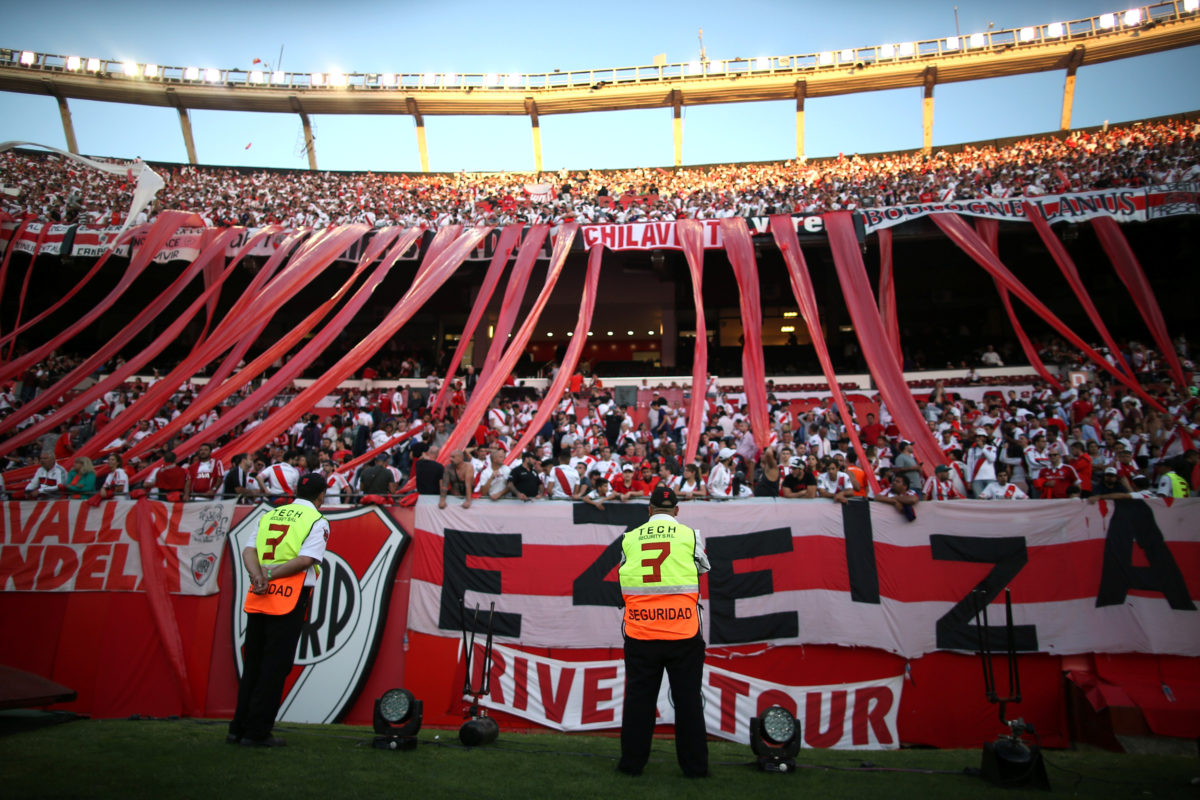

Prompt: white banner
xmin=0 ymin=499 xmax=234 ymax=595
xmin=409 ymin=497 xmax=1200 ymax=658
xmin=467 ymin=641 xmax=902 ymax=748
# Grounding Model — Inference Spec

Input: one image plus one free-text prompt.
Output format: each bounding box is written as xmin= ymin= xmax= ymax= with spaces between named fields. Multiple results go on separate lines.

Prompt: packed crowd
xmin=2 ymin=119 xmax=1197 ymax=229
xmin=2 ymin=332 xmax=1197 ymax=508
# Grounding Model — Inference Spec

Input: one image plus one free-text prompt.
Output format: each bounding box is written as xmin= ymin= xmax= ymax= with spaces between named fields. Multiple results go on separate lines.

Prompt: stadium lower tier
xmin=1 ymin=496 xmax=1196 ymax=749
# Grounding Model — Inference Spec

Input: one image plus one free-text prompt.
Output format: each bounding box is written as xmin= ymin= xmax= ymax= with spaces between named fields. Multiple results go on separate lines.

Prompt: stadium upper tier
xmin=2 ymin=3 xmax=1199 ymax=116
xmin=2 ymin=118 xmax=1197 ymax=229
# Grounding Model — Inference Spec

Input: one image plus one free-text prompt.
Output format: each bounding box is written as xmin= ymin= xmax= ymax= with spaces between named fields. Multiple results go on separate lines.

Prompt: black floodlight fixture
xmin=749 ymin=705 xmax=800 ymax=773
xmin=373 ymin=687 xmax=423 ymax=750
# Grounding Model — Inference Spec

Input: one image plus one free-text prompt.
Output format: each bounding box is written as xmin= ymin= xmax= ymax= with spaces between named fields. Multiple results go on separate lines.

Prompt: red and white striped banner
xmin=410 ymin=497 xmax=1200 ymax=658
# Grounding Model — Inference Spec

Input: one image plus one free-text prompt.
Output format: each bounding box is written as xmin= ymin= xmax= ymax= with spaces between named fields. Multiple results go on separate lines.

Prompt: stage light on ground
xmin=944 ymin=36 xmax=959 ymax=50
xmin=1019 ymin=27 xmax=1035 ymax=42
xmin=87 ymin=57 xmax=101 ymax=72
xmin=184 ymin=66 xmax=199 ymax=80
xmin=19 ymin=51 xmax=35 ymax=66
xmin=1099 ymin=13 xmax=1115 ymax=28
xmin=373 ymin=687 xmax=423 ymax=750
xmin=123 ymin=61 xmax=138 ymax=77
xmin=205 ymin=68 xmax=220 ymax=83
xmin=1047 ymin=22 xmax=1064 ymax=37
xmin=459 ymin=714 xmax=499 ymax=746
xmin=750 ymin=705 xmax=800 ymax=772
xmin=66 ymin=56 xmax=81 ymax=71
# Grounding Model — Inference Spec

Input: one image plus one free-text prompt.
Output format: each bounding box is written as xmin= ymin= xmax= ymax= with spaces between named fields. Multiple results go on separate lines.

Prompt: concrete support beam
xmin=794 ymin=81 xmax=806 ymax=161
xmin=407 ymin=98 xmax=429 ymax=172
xmin=921 ymin=66 xmax=937 ymax=154
xmin=289 ymin=96 xmax=317 ymax=170
xmin=671 ymin=90 xmax=683 ymax=168
xmin=50 ymin=91 xmax=78 ymax=155
xmin=526 ymin=98 xmax=543 ymax=173
xmin=1060 ymin=47 xmax=1086 ymax=131
xmin=165 ymin=89 xmax=197 ymax=165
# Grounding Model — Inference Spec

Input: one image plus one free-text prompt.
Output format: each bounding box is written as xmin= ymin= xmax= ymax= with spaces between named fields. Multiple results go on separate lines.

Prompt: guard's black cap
xmin=296 ymin=472 xmax=327 ymax=501
xmin=649 ymin=485 xmax=678 ymax=509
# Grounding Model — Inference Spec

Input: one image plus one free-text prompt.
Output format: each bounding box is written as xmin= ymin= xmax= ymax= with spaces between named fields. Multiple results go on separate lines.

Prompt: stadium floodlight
xmin=421 ymin=72 xmax=436 ymax=85
xmin=329 ymin=72 xmax=346 ymax=86
xmin=754 ymin=56 xmax=770 ymax=70
xmin=1186 ymin=0 xmax=1200 ymax=12
xmin=87 ymin=57 xmax=101 ymax=72
xmin=879 ymin=43 xmax=895 ymax=58
xmin=587 ymin=331 xmax=593 ymax=336
xmin=1123 ymin=9 xmax=1141 ymax=26
xmin=1019 ymin=26 xmax=1035 ymax=42
xmin=184 ymin=66 xmax=199 ymax=80
xmin=749 ymin=705 xmax=800 ymax=773
xmin=205 ymin=68 xmax=220 ymax=83
xmin=606 ymin=331 xmax=613 ymax=336
xmin=1047 ymin=22 xmax=1064 ymax=37
xmin=780 ymin=326 xmax=796 ymax=333
xmin=708 ymin=61 xmax=724 ymax=72
xmin=272 ymin=70 xmax=285 ymax=84
xmin=122 ymin=61 xmax=138 ymax=77
xmin=485 ymin=72 xmax=499 ymax=85
xmin=944 ymin=36 xmax=959 ymax=50
xmin=818 ymin=51 xmax=833 ymax=66
xmin=507 ymin=72 xmax=521 ymax=86
xmin=249 ymin=70 xmax=263 ymax=83
xmin=311 ymin=72 xmax=325 ymax=86
xmin=19 ymin=51 xmax=35 ymax=66
xmin=1099 ymin=13 xmax=1115 ymax=28
xmin=648 ymin=330 xmax=654 ymax=335
xmin=444 ymin=71 xmax=458 ymax=85
xmin=566 ymin=331 xmax=573 ymax=337
xmin=380 ymin=73 xmax=396 ymax=86
xmin=688 ymin=59 xmax=703 ymax=74
xmin=144 ymin=64 xmax=157 ymax=79
xmin=66 ymin=55 xmax=81 ymax=71
xmin=969 ymin=32 xmax=986 ymax=48
xmin=373 ymin=688 xmax=423 ymax=751
xmin=840 ymin=48 xmax=854 ymax=61
xmin=546 ymin=332 xmax=553 ymax=337
xmin=899 ymin=42 xmax=915 ymax=57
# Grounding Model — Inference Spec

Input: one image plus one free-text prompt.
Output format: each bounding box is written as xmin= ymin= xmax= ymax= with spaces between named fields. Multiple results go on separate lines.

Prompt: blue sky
xmin=1 ymin=0 xmax=1197 ymax=172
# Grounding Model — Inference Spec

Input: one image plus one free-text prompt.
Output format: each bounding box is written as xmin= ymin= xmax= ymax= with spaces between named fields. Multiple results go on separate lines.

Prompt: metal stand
xmin=974 ymin=588 xmax=1050 ymax=790
xmin=459 ymin=599 xmax=500 ymax=747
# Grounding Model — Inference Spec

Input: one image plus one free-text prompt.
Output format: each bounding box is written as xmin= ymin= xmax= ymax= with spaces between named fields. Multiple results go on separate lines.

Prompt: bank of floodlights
xmin=373 ymin=687 xmax=423 ymax=750
xmin=749 ymin=705 xmax=801 ymax=773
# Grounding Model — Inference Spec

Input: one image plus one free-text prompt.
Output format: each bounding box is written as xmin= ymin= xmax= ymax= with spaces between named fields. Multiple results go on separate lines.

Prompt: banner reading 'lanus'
xmin=407 ymin=497 xmax=1200 ymax=659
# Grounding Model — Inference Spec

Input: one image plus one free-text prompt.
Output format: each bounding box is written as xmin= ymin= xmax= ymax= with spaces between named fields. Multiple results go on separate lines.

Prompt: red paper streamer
xmin=771 ymin=215 xmax=881 ymax=493
xmin=676 ymin=220 xmax=709 ymax=467
xmin=877 ymin=227 xmax=902 ymax=369
xmin=476 ymin=225 xmax=549 ymax=389
xmin=720 ymin=218 xmax=770 ymax=453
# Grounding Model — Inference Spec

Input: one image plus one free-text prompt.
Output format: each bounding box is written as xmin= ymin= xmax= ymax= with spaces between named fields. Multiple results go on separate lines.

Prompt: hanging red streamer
xmin=5 ymin=221 xmax=52 ymax=360
xmin=476 ymin=225 xmax=549 ymax=389
xmin=432 ymin=225 xmax=523 ymax=414
xmin=826 ymin=212 xmax=946 ymax=479
xmin=506 ymin=242 xmax=604 ymax=463
xmin=877 ymin=228 xmax=903 ymax=369
xmin=1091 ymin=216 xmax=1189 ymax=392
xmin=675 ymin=220 xmax=709 ymax=467
xmin=719 ymin=218 xmax=770 ymax=453
xmin=771 ymin=215 xmax=881 ymax=494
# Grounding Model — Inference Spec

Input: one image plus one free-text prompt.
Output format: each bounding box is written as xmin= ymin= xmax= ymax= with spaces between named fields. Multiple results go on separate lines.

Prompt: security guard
xmin=228 ymin=472 xmax=329 ymax=747
xmin=617 ymin=485 xmax=710 ymax=778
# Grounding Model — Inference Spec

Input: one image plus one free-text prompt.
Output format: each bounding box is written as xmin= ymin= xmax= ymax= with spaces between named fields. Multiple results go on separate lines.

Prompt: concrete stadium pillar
xmin=526 ymin=99 xmax=543 ymax=173
xmin=672 ymin=90 xmax=683 ymax=168
xmin=299 ymin=113 xmax=318 ymax=170
xmin=54 ymin=94 xmax=79 ymax=155
xmin=794 ymin=81 xmax=806 ymax=161
xmin=408 ymin=98 xmax=430 ymax=173
xmin=1060 ymin=47 xmax=1086 ymax=131
xmin=177 ymin=107 xmax=198 ymax=165
xmin=921 ymin=66 xmax=936 ymax=154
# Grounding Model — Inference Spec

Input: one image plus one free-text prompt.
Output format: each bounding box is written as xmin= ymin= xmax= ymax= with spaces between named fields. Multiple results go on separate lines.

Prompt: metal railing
xmin=2 ymin=2 xmax=1196 ymax=94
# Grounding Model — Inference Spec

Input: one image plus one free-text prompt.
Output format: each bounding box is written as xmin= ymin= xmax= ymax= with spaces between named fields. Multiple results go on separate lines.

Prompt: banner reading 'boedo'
xmin=1 ymin=499 xmax=234 ymax=595
xmin=409 ymin=498 xmax=1200 ymax=659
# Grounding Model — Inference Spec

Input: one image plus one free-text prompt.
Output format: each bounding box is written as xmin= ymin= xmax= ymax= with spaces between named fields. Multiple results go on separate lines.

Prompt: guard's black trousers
xmin=619 ymin=634 xmax=708 ymax=777
xmin=229 ymin=587 xmax=313 ymax=741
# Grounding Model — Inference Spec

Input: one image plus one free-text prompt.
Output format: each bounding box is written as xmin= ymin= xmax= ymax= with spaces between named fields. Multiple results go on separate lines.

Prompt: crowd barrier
xmin=1 ymin=496 xmax=1197 ymax=749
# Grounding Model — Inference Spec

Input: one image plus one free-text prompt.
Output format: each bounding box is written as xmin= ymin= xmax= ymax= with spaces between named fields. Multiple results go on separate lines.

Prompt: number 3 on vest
xmin=641 ymin=542 xmax=671 ymax=583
